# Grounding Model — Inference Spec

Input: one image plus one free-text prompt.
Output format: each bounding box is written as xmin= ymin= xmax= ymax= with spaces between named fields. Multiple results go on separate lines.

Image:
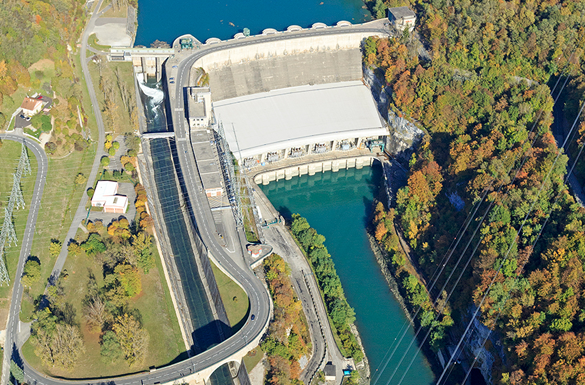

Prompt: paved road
xmin=253 ymin=189 xmax=349 ymax=383
xmin=47 ymin=0 xmax=108 ymax=285
xmin=14 ymin=20 xmax=389 ymax=385
xmin=0 ymin=134 xmax=48 ymax=385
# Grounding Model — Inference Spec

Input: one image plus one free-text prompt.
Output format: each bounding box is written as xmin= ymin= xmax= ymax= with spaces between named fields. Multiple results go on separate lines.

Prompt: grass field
xmin=0 ymin=141 xmax=38 ymax=326
xmin=87 ymin=60 xmax=138 ymax=135
xmin=210 ymin=261 xmax=249 ymax=331
xmin=17 ymin=48 xmax=103 ymax=321
xmin=21 ymin=235 xmax=186 ymax=377
xmin=243 ymin=346 xmax=264 ymax=373
xmin=18 ymin=148 xmax=96 ymax=321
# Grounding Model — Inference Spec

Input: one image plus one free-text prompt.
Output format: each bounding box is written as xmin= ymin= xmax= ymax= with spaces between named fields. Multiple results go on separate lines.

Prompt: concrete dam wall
xmin=208 ymin=48 xmax=362 ymax=101
xmin=192 ymin=32 xmax=373 ymax=71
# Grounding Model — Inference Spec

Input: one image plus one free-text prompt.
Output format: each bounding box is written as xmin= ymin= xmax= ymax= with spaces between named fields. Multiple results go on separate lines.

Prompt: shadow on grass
xmin=230 ymin=297 xmax=251 ymax=335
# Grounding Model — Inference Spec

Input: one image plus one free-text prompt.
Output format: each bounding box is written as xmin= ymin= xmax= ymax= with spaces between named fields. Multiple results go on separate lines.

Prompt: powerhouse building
xmin=209 ymin=81 xmax=388 ymax=167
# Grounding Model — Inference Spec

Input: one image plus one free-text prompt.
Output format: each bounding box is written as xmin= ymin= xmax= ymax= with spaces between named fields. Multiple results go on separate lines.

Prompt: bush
xmin=87 ymin=187 xmax=94 ymax=198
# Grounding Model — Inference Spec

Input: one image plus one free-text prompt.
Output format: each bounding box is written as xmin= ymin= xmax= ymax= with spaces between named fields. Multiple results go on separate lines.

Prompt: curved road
xmin=16 ymin=22 xmax=389 ymax=385
xmin=0 ymin=134 xmax=47 ymax=385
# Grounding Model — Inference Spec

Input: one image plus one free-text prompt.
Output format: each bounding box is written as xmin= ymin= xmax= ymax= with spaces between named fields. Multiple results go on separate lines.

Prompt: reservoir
xmin=260 ymin=165 xmax=434 ymax=385
xmin=135 ymin=0 xmax=370 ymax=47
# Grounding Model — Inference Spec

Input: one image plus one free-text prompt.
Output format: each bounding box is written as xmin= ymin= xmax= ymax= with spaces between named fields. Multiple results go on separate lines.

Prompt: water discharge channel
xmin=138 ymin=77 xmax=234 ymax=385
xmin=260 ymin=165 xmax=435 ymax=385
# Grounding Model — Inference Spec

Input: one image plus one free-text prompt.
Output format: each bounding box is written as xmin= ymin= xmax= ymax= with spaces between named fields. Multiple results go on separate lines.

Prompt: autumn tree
xmin=113 ymin=313 xmax=149 ymax=366
xmin=22 ymin=259 xmax=41 ymax=287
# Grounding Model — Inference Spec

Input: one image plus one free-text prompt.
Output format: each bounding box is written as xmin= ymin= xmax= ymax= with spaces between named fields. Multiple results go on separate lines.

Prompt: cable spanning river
xmin=135 ymin=0 xmax=370 ymax=46
xmin=261 ymin=166 xmax=434 ymax=385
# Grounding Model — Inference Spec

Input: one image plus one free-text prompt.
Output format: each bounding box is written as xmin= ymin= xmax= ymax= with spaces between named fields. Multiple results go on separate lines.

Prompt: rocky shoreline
xmin=350 ymin=322 xmax=371 ymax=385
xmin=365 ymin=231 xmax=415 ymax=326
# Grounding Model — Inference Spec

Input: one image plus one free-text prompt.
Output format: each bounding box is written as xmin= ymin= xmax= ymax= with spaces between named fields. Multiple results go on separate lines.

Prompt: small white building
xmin=247 ymin=244 xmax=263 ymax=258
xmin=388 ymin=7 xmax=416 ymax=33
xmin=188 ymin=87 xmax=212 ymax=128
xmin=20 ymin=97 xmax=43 ymax=117
xmin=92 ymin=181 xmax=128 ymax=213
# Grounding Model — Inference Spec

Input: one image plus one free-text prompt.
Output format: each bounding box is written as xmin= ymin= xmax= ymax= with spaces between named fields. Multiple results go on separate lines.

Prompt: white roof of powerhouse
xmin=212 ymin=81 xmax=387 ymax=159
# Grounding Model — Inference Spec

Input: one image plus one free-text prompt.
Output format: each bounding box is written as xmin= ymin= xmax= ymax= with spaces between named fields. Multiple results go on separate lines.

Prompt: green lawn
xmin=21 ymin=237 xmax=185 ymax=378
xmin=18 ymin=49 xmax=101 ymax=321
xmin=88 ymin=34 xmax=111 ymax=51
xmin=243 ymin=346 xmax=264 ymax=373
xmin=0 ymin=141 xmax=38 ymax=325
xmin=19 ymin=148 xmax=96 ymax=321
xmin=211 ymin=261 xmax=249 ymax=332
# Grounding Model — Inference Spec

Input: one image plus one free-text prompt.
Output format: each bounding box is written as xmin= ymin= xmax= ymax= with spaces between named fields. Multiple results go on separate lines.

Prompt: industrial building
xmin=91 ymin=181 xmax=129 ymax=213
xmin=187 ymin=87 xmax=212 ymax=128
xmin=388 ymin=6 xmax=416 ymax=32
xmin=213 ymin=81 xmax=388 ymax=167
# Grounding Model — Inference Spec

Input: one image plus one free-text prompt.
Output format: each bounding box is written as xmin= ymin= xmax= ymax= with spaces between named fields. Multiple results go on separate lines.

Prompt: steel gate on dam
xmin=145 ymin=137 xmax=234 ymax=384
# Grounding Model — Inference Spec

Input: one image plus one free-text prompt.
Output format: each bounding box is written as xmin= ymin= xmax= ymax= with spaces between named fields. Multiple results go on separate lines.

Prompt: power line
xmin=373 ymin=59 xmax=574 ymax=384
xmin=434 ymin=98 xmax=585 ymax=385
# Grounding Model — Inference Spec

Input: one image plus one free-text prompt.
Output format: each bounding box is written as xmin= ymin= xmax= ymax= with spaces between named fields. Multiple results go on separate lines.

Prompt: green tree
xmin=81 ymin=233 xmax=106 ymax=257
xmin=100 ymin=330 xmax=122 ymax=363
xmin=22 ymin=259 xmax=41 ymax=287
xmin=115 ymin=264 xmax=142 ymax=297
xmin=10 ymin=360 xmax=24 ymax=384
xmin=100 ymin=156 xmax=110 ymax=167
xmin=49 ymin=239 xmax=62 ymax=257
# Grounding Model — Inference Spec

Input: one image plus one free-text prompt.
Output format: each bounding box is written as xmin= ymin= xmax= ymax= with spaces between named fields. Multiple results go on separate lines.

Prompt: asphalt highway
xmin=0 ymin=134 xmax=47 ymax=385
xmin=13 ymin=22 xmax=389 ymax=385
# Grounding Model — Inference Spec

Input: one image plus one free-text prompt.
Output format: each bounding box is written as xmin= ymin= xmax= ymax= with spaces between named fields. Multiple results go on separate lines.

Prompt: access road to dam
xmin=9 ymin=19 xmax=390 ymax=385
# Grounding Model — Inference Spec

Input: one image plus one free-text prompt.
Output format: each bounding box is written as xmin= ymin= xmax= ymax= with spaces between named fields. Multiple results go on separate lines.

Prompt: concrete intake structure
xmin=253 ymin=155 xmax=378 ymax=185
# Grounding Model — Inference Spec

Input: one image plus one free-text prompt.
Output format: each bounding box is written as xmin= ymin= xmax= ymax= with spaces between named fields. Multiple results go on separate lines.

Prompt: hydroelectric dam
xmin=123 ymin=18 xmax=398 ymax=385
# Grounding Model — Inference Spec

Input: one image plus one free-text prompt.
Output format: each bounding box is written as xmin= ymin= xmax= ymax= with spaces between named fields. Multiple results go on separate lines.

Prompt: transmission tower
xmin=215 ymin=121 xmax=244 ymax=228
xmin=229 ymin=123 xmax=264 ymax=244
xmin=11 ymin=174 xmax=25 ymax=210
xmin=19 ymin=143 xmax=32 ymax=176
xmin=0 ymin=142 xmax=33 ymax=285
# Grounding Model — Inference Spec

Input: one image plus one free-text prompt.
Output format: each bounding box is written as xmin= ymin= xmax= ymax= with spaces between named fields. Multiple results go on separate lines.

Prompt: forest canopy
xmin=368 ymin=0 xmax=585 ymax=382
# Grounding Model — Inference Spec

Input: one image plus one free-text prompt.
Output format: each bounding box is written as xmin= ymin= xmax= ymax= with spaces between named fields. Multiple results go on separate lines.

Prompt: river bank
xmin=261 ymin=166 xmax=434 ymax=385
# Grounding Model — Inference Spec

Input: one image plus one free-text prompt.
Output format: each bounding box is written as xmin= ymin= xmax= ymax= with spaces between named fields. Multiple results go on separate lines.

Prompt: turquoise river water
xmin=261 ymin=166 xmax=434 ymax=385
xmin=135 ymin=0 xmax=370 ymax=47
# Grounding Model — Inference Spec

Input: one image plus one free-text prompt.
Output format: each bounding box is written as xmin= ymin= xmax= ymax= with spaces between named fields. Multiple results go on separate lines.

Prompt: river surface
xmin=135 ymin=0 xmax=370 ymax=47
xmin=260 ymin=166 xmax=434 ymax=385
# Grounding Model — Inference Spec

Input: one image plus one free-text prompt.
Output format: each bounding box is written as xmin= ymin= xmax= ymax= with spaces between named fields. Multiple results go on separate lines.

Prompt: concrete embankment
xmin=252 ymin=154 xmax=378 ymax=185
